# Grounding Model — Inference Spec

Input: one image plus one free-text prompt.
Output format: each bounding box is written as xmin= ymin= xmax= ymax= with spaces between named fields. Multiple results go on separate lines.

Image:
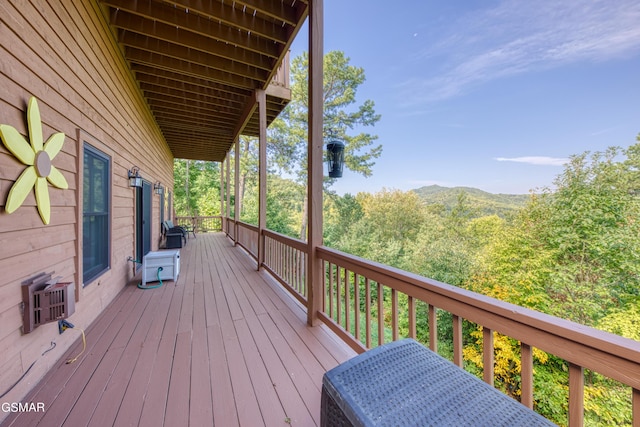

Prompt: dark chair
xmin=181 ymin=218 xmax=197 ymax=238
xmin=162 ymin=221 xmax=187 ymax=248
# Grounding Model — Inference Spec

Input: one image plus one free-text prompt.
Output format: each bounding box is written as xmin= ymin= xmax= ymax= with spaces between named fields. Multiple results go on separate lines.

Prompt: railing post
xmin=257 ymin=89 xmax=267 ymax=270
xmin=234 ymin=136 xmax=240 ymax=245
xmin=483 ymin=327 xmax=494 ymax=386
xmin=568 ymin=363 xmax=584 ymax=427
xmin=220 ymin=157 xmax=225 ymax=234
xmin=633 ymin=388 xmax=639 ymax=427
xmin=521 ymin=343 xmax=534 ymax=409
xmin=306 ymin=0 xmax=324 ymax=326
xmin=428 ymin=305 xmax=437 ymax=352
xmin=453 ymin=315 xmax=463 ymax=367
xmin=226 ymin=148 xmax=231 ymax=231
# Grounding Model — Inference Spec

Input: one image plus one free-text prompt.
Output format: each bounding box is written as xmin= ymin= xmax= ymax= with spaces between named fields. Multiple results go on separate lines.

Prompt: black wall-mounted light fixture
xmin=128 ymin=166 xmax=142 ymax=188
xmin=326 ymin=140 xmax=345 ymax=178
xmin=154 ymin=181 xmax=164 ymax=195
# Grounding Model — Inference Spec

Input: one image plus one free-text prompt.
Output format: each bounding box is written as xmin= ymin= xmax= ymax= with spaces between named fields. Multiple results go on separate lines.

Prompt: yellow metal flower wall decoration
xmin=0 ymin=97 xmax=68 ymax=224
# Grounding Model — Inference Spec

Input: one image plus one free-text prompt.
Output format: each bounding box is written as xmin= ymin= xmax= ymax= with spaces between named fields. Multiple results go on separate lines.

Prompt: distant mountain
xmin=411 ymin=185 xmax=530 ymax=218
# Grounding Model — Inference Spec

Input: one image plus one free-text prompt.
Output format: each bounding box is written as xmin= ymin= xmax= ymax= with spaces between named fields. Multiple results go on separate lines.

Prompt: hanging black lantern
xmin=326 ymin=140 xmax=345 ymax=178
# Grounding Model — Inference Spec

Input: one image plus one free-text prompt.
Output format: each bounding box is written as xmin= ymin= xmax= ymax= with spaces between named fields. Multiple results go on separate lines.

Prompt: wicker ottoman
xmin=321 ymin=338 xmax=555 ymax=427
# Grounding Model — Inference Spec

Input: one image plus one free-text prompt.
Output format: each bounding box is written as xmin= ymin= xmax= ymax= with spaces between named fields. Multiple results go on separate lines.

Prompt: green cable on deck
xmin=129 ymin=257 xmax=164 ymax=290
xmin=138 ymin=266 xmax=164 ymax=289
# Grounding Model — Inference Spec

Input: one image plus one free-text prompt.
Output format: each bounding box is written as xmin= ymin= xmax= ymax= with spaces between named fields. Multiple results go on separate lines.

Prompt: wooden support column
xmin=234 ymin=136 xmax=240 ymax=245
xmin=257 ymin=89 xmax=267 ymax=270
xmin=307 ymin=0 xmax=324 ymax=326
xmin=220 ymin=157 xmax=225 ymax=233
xmin=225 ymin=150 xmax=231 ymax=226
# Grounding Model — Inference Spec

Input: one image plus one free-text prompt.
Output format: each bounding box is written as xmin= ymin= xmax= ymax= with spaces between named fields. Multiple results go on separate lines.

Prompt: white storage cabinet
xmin=142 ymin=250 xmax=180 ymax=287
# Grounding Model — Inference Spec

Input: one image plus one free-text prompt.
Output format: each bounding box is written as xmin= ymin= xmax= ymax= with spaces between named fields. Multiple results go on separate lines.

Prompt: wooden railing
xmin=225 ymin=218 xmax=236 ymax=241
xmin=263 ymin=229 xmax=307 ymax=305
xmin=174 ymin=215 xmax=222 ymax=232
xmin=317 ymin=246 xmax=640 ymax=426
xmin=221 ymin=219 xmax=640 ymax=425
xmin=236 ymin=221 xmax=259 ymax=261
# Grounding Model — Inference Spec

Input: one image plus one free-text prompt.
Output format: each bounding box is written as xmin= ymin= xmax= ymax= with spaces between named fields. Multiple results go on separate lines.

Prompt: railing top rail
xmin=318 ymin=245 xmax=640 ymax=389
xmin=237 ymin=221 xmax=259 ymax=233
xmin=262 ymin=229 xmax=308 ymax=252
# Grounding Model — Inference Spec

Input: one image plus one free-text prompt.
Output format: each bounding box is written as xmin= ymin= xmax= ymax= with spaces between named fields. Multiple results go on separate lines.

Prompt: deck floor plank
xmin=5 ymin=286 xmax=146 ymax=427
xmin=86 ymin=285 xmax=168 ymax=427
xmin=206 ymin=324 xmax=239 ymax=426
xmin=110 ymin=281 xmax=177 ymax=427
xmin=1 ymin=233 xmax=356 ymax=427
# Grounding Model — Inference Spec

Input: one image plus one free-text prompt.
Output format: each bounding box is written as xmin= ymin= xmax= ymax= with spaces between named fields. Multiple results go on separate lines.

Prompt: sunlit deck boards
xmin=2 ymin=233 xmax=356 ymax=427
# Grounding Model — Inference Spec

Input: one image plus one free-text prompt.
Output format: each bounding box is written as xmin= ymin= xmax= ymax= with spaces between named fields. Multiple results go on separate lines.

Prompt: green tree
xmin=532 ymin=147 xmax=640 ymax=324
xmin=173 ymin=159 xmax=221 ymax=217
xmin=337 ymin=189 xmax=426 ymax=267
xmin=272 ymin=51 xmax=382 ymax=179
xmin=269 ymin=50 xmax=382 ymax=238
xmin=462 ymin=139 xmax=640 ymax=425
xmin=324 ymin=193 xmax=364 ymax=248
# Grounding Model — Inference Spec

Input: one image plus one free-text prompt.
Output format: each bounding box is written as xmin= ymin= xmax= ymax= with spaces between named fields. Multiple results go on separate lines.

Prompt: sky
xmin=289 ymin=0 xmax=640 ymax=195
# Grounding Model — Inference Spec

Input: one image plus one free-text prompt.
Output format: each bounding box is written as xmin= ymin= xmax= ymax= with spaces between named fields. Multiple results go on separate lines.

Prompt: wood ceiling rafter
xmin=109 ymin=10 xmax=275 ymax=71
xmin=131 ymin=65 xmax=251 ymax=102
xmin=125 ymin=47 xmax=259 ymax=89
xmin=155 ymin=114 xmax=232 ymax=127
xmin=136 ymin=79 xmax=246 ymax=110
xmin=99 ymin=0 xmax=308 ymax=162
xmin=104 ymin=0 xmax=284 ymax=57
xmin=119 ymin=33 xmax=268 ymax=82
xmin=162 ymin=0 xmax=299 ymax=42
xmin=154 ymin=121 xmax=233 ymax=136
xmin=140 ymin=85 xmax=244 ymax=114
xmin=150 ymin=106 xmax=238 ymax=125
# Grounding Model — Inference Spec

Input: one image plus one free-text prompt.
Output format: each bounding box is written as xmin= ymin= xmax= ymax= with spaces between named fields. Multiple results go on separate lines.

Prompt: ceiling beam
xmin=125 ymin=47 xmax=261 ymax=89
xmin=104 ymin=0 xmax=289 ymax=50
xmin=119 ymin=32 xmax=267 ymax=82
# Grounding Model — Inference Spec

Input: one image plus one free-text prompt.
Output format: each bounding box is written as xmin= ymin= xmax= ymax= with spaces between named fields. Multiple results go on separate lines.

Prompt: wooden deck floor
xmin=2 ymin=233 xmax=356 ymax=427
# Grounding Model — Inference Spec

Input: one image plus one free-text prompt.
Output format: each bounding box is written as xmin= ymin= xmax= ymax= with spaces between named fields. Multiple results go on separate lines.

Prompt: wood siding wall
xmin=0 ymin=0 xmax=174 ymax=409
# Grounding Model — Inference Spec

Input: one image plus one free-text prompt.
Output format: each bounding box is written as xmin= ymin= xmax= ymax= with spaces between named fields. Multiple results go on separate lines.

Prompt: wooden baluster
xmin=294 ymin=247 xmax=298 ymax=294
xmin=336 ymin=267 xmax=342 ymax=325
xmin=300 ymin=249 xmax=304 ymax=296
xmin=483 ymin=327 xmax=494 ymax=386
xmin=453 ymin=315 xmax=462 ymax=367
xmin=354 ymin=273 xmax=361 ymax=343
xmin=429 ymin=305 xmax=437 ymax=352
xmin=408 ymin=296 xmax=416 ymax=339
xmin=288 ymin=245 xmax=293 ymax=291
xmin=297 ymin=248 xmax=301 ymax=295
xmin=328 ymin=263 xmax=334 ymax=318
xmin=377 ymin=282 xmax=384 ymax=346
xmin=284 ymin=242 xmax=288 ymax=288
xmin=345 ymin=270 xmax=351 ymax=333
xmin=521 ymin=343 xmax=534 ymax=409
xmin=280 ymin=241 xmax=285 ymax=286
xmin=568 ymin=363 xmax=584 ymax=427
xmin=321 ymin=260 xmax=327 ymax=312
xmin=365 ymin=278 xmax=372 ymax=349
xmin=302 ymin=252 xmax=307 ymax=299
xmin=391 ymin=289 xmax=399 ymax=341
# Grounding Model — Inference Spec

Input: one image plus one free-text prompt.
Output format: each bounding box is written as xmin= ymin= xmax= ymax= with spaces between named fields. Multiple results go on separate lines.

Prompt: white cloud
xmin=495 ymin=156 xmax=568 ymax=166
xmin=399 ymin=0 xmax=640 ymax=104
